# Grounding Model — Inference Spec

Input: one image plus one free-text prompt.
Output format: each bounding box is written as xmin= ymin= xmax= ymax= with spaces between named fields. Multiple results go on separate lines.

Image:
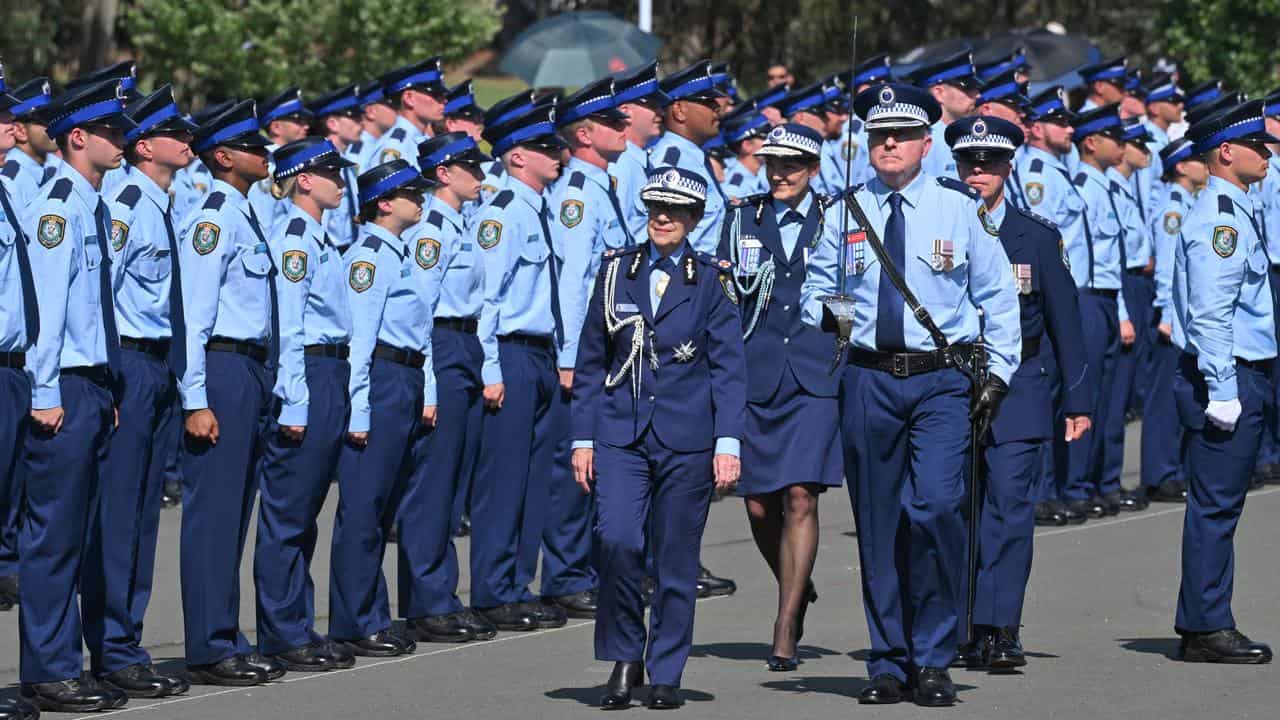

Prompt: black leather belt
xmin=1125 ymin=267 xmax=1148 ymax=276
xmin=848 ymin=344 xmax=975 ymax=378
xmin=436 ymin=317 xmax=478 ymax=333
xmin=304 ymin=343 xmax=350 ymax=359
xmin=1084 ymin=288 xmax=1119 ymax=299
xmin=206 ymin=337 xmax=268 ymax=363
xmin=499 ymin=333 xmax=554 ymax=350
xmin=1237 ymin=357 xmax=1275 ymax=373
xmin=0 ymin=351 xmax=24 ymax=369
xmin=62 ymin=365 xmax=112 ymax=386
xmin=121 ymin=336 xmax=170 ymax=358
xmin=1021 ymin=335 xmax=1042 ymax=362
xmin=373 ymin=343 xmax=425 ymax=369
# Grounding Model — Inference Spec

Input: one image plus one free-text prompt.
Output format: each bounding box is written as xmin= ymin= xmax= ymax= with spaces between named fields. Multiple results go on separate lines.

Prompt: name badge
xmin=845 ymin=230 xmax=866 ymax=275
xmin=460 ymin=243 xmax=473 ymax=251
xmin=155 ymin=248 xmax=170 ymax=258
xmin=738 ymin=236 xmax=762 ymax=275
xmin=319 ymin=252 xmax=330 ymax=264
xmin=1012 ymin=263 xmax=1033 ymax=294
xmin=931 ymin=239 xmax=954 ymax=272
xmin=527 ymin=234 xmax=540 ymax=243
xmin=615 ymin=303 xmax=639 ymax=313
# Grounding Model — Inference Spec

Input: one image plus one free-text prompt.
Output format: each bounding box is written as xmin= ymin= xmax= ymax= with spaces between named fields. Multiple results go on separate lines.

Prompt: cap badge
xmin=879 ymin=86 xmax=895 ymax=105
xmin=972 ymin=119 xmax=987 ymax=137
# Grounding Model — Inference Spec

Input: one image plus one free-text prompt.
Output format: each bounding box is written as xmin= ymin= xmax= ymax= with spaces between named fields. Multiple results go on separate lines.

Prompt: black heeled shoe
xmin=766 ymin=655 xmax=798 ymax=672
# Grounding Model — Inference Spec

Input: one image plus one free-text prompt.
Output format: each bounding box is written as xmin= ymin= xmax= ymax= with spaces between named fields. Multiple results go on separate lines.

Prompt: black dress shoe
xmin=913 ymin=667 xmax=957 ymax=707
xmin=647 ymin=684 xmax=682 ymax=709
xmin=1112 ymin=490 xmax=1148 ymax=512
xmin=1147 ymin=481 xmax=1187 ymax=503
xmin=410 ymin=614 xmax=475 ymax=643
xmin=92 ymin=678 xmax=129 ymax=709
xmin=1180 ymin=628 xmax=1273 ymax=664
xmin=455 ymin=515 xmax=471 ymax=537
xmin=766 ymin=655 xmax=798 ymax=671
xmin=339 ymin=629 xmax=409 ymax=657
xmin=599 ymin=661 xmax=644 ymax=710
xmin=518 ymin=600 xmax=568 ymax=628
xmin=21 ymin=679 xmax=116 ymax=712
xmin=0 ymin=696 xmax=39 ymax=720
xmin=641 ymin=577 xmax=656 ymax=606
xmin=1034 ymin=500 xmax=1069 ymax=526
xmin=988 ymin=626 xmax=1027 ymax=671
xmin=188 ymin=656 xmax=269 ymax=686
xmin=1060 ymin=500 xmax=1089 ymax=524
xmin=477 ymin=603 xmax=538 ymax=632
xmin=101 ymin=663 xmax=173 ymax=698
xmin=952 ymin=626 xmax=992 ymax=668
xmin=273 ymin=642 xmax=335 ymax=672
xmin=386 ymin=524 xmax=399 ymax=544
xmin=696 ymin=565 xmax=736 ymax=598
xmin=321 ymin=639 xmax=357 ymax=669
xmin=0 ymin=574 xmax=18 ymax=611
xmin=1250 ymin=472 xmax=1266 ymax=490
xmin=243 ymin=651 xmax=287 ymax=680
xmin=547 ymin=589 xmax=598 ymax=618
xmin=857 ymin=673 xmax=906 ymax=704
xmin=456 ymin=608 xmax=498 ymax=640
xmin=150 ymin=664 xmax=190 ymax=696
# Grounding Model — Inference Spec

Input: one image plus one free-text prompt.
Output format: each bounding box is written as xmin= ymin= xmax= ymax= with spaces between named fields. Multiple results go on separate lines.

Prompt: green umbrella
xmin=498 ymin=10 xmax=663 ymax=89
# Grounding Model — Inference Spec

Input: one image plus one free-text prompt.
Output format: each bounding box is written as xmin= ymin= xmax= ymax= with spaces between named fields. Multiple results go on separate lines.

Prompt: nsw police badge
xmin=282 ymin=249 xmax=307 ymax=282
xmin=416 ymin=237 xmax=440 ymax=270
xmin=36 ymin=214 xmax=65 ymax=249
xmin=192 ymin=222 xmax=220 ymax=255
xmin=1163 ymin=212 xmax=1181 ymax=235
xmin=349 ymin=260 xmax=375 ymax=293
xmin=477 ymin=220 xmax=502 ymax=250
xmin=560 ymin=199 xmax=584 ymax=228
xmin=1212 ymin=225 xmax=1237 ymax=258
xmin=110 ymin=220 xmax=129 ymax=252
xmin=1024 ymin=182 xmax=1044 ymax=206
xmin=379 ymin=148 xmax=402 ymax=163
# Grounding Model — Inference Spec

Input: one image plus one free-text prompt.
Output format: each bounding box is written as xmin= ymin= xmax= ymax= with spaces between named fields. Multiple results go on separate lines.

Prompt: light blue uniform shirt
xmin=1133 ymin=121 xmax=1169 ymax=222
xmin=923 ymin=121 xmax=958 ymax=179
xmin=609 ymin=141 xmax=651 ymax=237
xmin=774 ymin=192 xmax=816 ymax=260
xmin=176 ymin=179 xmax=276 ymax=410
xmin=1152 ymin=183 xmax=1194 ymax=315
xmin=248 ymin=146 xmax=288 ymax=236
xmin=101 ymin=163 xmax=133 ymax=198
xmin=1172 ymin=175 xmax=1276 ymax=401
xmin=475 ymin=177 xmax=559 ymax=385
xmin=321 ymin=145 xmax=362 ymax=253
xmin=1018 ymin=146 xmax=1089 ymax=285
xmin=801 ymin=171 xmax=1023 ymax=383
xmin=1261 ymin=156 xmax=1280 ymax=258
xmin=409 ymin=195 xmax=483 ymax=321
xmin=839 ymin=117 xmax=875 ymax=187
xmin=721 ymin=156 xmax=768 ymax=202
xmin=344 ymin=223 xmax=435 ymax=431
xmin=171 ymin=159 xmax=212 ymax=222
xmin=25 ymin=165 xmax=114 ymax=408
xmin=818 ymin=134 xmax=852 ymax=196
xmin=1 ymin=149 xmax=57 ymax=210
xmin=1107 ymin=167 xmax=1152 ymax=269
xmin=648 ymin=131 xmax=726 ymax=253
xmin=106 ymin=172 xmax=176 ymax=340
xmin=270 ymin=201 xmax=354 ymax=426
xmin=1072 ymin=162 xmax=1130 ymax=322
xmin=0 ymin=186 xmax=31 ymax=353
xmin=370 ymin=115 xmax=427 ymax=167
xmin=354 ymin=130 xmax=380 ymax=173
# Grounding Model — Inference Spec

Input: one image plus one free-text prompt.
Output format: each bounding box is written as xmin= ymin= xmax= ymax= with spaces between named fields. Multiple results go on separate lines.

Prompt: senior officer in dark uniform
xmin=572 ymin=167 xmax=746 ymax=710
xmin=802 ymin=84 xmax=1022 ymax=707
xmin=718 ymin=123 xmax=840 ymax=672
xmin=942 ymin=117 xmax=1093 ymax=672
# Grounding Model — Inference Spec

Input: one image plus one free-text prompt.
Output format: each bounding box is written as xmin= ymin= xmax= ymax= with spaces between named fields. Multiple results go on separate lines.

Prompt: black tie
xmin=1008 ymin=165 xmax=1025 ymax=210
xmin=0 ymin=185 xmax=38 ymax=343
xmin=703 ymin=156 xmax=728 ymax=203
xmin=246 ymin=204 xmax=281 ymax=368
xmin=1106 ymin=184 xmax=1128 ymax=270
xmin=538 ymin=198 xmax=564 ymax=346
xmin=94 ymin=200 xmax=122 ymax=375
xmin=875 ymin=192 xmax=907 ymax=352
xmin=605 ymin=176 xmax=633 ymax=247
xmin=343 ymin=166 xmax=359 ymax=252
xmin=163 ymin=197 xmax=187 ymax=376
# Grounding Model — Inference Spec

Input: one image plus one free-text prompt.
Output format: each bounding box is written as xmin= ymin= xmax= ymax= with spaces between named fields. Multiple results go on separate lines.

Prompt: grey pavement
xmin=2 ymin=422 xmax=1279 ymax=719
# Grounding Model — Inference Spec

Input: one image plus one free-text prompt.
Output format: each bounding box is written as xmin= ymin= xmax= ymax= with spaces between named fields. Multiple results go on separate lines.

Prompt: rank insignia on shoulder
xmin=477 ymin=220 xmax=502 ymax=249
xmin=717 ymin=258 xmax=732 ymax=271
xmin=481 ymin=183 xmax=498 ymax=195
xmin=349 ymin=260 xmax=376 ymax=292
xmin=416 ymin=237 xmax=441 ymax=269
xmin=560 ymin=199 xmax=584 ymax=228
xmin=282 ymin=249 xmax=307 ymax=282
xmin=192 ymin=221 xmax=220 ymax=255
xmin=673 ymin=341 xmax=697 ymax=363
xmin=1212 ymin=225 xmax=1237 ymax=258
xmin=110 ymin=219 xmax=129 ymax=251
xmin=379 ymin=148 xmax=402 ymax=163
xmin=37 ymin=214 xmax=66 ymax=249
xmin=1163 ymin=212 xmax=1182 ymax=235
xmin=1024 ymin=182 xmax=1044 ymax=206
xmin=719 ymin=274 xmax=739 ymax=304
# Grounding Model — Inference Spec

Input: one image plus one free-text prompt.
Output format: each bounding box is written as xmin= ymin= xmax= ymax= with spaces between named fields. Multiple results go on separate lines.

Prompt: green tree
xmin=125 ymin=0 xmax=501 ymax=104
xmin=1161 ymin=0 xmax=1280 ymax=94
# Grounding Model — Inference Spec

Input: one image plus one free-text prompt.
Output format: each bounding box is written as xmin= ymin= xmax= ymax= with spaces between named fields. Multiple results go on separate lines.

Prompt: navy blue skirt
xmin=738 ymin=366 xmax=842 ymax=496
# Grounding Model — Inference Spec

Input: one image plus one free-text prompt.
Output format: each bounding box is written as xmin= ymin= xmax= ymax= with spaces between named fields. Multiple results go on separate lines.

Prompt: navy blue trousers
xmin=1174 ymin=354 xmax=1271 ymax=632
xmin=397 ymin=326 xmax=481 ymax=619
xmin=470 ymin=340 xmax=555 ymax=608
xmin=594 ymin=431 xmax=712 ymax=687
xmin=254 ymin=356 xmax=349 ymax=655
xmin=1140 ymin=334 xmax=1186 ymax=488
xmin=179 ymin=351 xmax=271 ymax=666
xmin=540 ymin=386 xmax=597 ymax=598
xmin=1256 ymin=266 xmax=1280 ymax=469
xmin=82 ymin=349 xmax=179 ymax=675
xmin=974 ymin=440 xmax=1039 ymax=627
xmin=0 ymin=366 xmax=30 ymax=580
xmin=20 ymin=372 xmax=113 ymax=683
xmin=1104 ymin=272 xmax=1154 ymax=489
xmin=1065 ymin=293 xmax=1119 ymax=500
xmin=329 ymin=358 xmax=422 ymax=639
xmin=840 ymin=364 xmax=970 ymax=681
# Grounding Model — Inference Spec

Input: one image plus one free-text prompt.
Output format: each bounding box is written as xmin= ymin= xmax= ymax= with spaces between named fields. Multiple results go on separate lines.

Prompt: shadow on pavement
xmin=690 ymin=642 xmax=841 ymax=661
xmin=1118 ymin=637 xmax=1182 ymax=659
xmin=545 ymin=686 xmax=715 ymax=706
xmin=760 ymin=675 xmax=870 ymax=699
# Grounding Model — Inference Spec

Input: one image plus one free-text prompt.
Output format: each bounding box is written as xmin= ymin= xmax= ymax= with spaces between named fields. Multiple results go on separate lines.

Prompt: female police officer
xmin=718 ymin=124 xmax=841 ymax=672
xmin=571 ymin=166 xmax=746 ymax=710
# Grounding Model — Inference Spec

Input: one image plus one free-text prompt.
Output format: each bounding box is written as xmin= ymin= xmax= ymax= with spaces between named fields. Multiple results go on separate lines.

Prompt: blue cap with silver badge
xmin=909 ymin=50 xmax=980 ymax=90
xmin=1143 ymin=73 xmax=1184 ymax=105
xmin=641 ymin=166 xmax=707 ymax=206
xmin=66 ymin=61 xmax=140 ymax=101
xmin=977 ymin=48 xmax=1029 ymax=82
xmin=1027 ymin=85 xmax=1073 ymax=123
xmin=358 ymin=81 xmax=388 ymax=108
xmin=614 ymin=61 xmax=670 ymax=108
xmin=357 ymin=158 xmax=433 ymax=208
xmin=1184 ymin=80 xmax=1223 ymax=110
xmin=10 ymin=76 xmax=53 ymax=119
xmin=191 ymin=99 xmax=270 ymax=153
xmin=1186 ymin=99 xmax=1280 ymax=155
xmin=1070 ymin=103 xmax=1125 ymax=142
xmin=1121 ymin=116 xmax=1153 ymax=145
xmin=1077 ymin=56 xmax=1127 ymax=84
xmin=444 ymin=80 xmax=484 ymax=118
xmin=776 ymin=80 xmax=837 ymax=118
xmin=849 ymin=53 xmax=892 ymax=87
xmin=945 ymin=115 xmax=1024 ymax=155
xmin=381 ymin=57 xmax=446 ymax=97
xmin=557 ymin=77 xmax=627 ymax=126
xmin=273 ymin=137 xmax=355 ymax=181
xmin=418 ymin=131 xmax=491 ymax=171
xmin=125 ymin=84 xmax=198 ymax=142
xmin=309 ymin=84 xmax=362 ymax=118
xmin=1159 ymin=137 xmax=1196 ymax=167
xmin=259 ymin=87 xmax=312 ymax=125
xmin=46 ymin=78 xmax=136 ymax=138
xmin=486 ymin=102 xmax=566 ymax=156
xmin=853 ymin=82 xmax=941 ymax=130
xmin=719 ymin=105 xmax=771 ymax=145
xmin=483 ymin=91 xmax=538 ymax=132
xmin=978 ymin=69 xmax=1029 ymax=108
xmin=660 ymin=60 xmax=728 ymax=102
xmin=754 ymin=123 xmax=822 ymax=159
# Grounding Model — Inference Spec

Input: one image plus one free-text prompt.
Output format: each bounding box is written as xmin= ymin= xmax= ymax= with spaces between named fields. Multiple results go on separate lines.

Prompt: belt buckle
xmin=891 ymin=353 xmax=909 ymax=378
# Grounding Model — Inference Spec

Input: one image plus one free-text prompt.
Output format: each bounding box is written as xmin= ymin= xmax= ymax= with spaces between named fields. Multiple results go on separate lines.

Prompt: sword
xmin=964 ymin=312 xmax=989 ymax=646
xmin=819 ymin=17 xmax=859 ymax=372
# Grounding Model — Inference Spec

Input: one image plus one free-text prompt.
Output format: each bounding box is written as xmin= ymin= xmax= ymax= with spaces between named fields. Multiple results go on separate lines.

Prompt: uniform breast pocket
xmin=1246 ymin=244 xmax=1269 ymax=278
xmin=239 ymin=247 xmax=273 ymax=277
xmin=131 ymin=253 xmax=173 ymax=282
xmin=913 ymin=243 xmax=969 ymax=302
xmin=519 ymin=237 xmax=549 ymax=266
xmin=84 ymin=241 xmax=104 ymax=271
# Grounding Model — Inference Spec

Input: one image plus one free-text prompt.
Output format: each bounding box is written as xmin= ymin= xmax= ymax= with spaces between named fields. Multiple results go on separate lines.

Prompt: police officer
xmin=355 ymin=81 xmax=397 ymax=170
xmin=1170 ymin=100 xmax=1277 ymax=664
xmin=396 ymin=133 xmax=496 ymax=643
xmin=718 ymin=105 xmax=771 ymax=202
xmin=573 ymin=166 xmax=746 ymax=710
xmin=249 ymin=88 xmax=313 ymax=230
xmin=176 ymin=99 xmax=285 ymax=686
xmin=974 ymin=70 xmax=1031 ymax=209
xmin=170 ymin=100 xmax=232 ymax=223
xmin=651 ymin=61 xmax=728 ymax=253
xmin=442 ymin=80 xmax=486 ymax=141
xmin=750 ymin=84 xmax=790 ymax=127
xmin=20 ymin=78 xmax=131 ymax=712
xmin=774 ymin=80 xmax=845 ymax=196
xmin=1252 ymin=90 xmax=1280 ymax=485
xmin=469 ymin=104 xmax=571 ymax=632
xmin=976 ymin=48 xmax=1031 ymax=86
xmin=327 ymin=159 xmax=433 ymax=657
xmin=1135 ymin=74 xmax=1182 ymax=232
xmin=81 ymin=85 xmax=196 ymax=700
xmin=801 ymin=83 xmax=1022 ymax=707
xmin=1 ymin=76 xmax=58 ymax=210
xmin=611 ymin=62 xmax=669 ymax=237
xmin=836 ymin=53 xmax=892 ymax=190
xmin=308 ymin=85 xmax=365 ymax=252
xmin=370 ymin=57 xmax=447 ymax=166
xmin=251 ymin=137 xmax=357 ymax=672
xmin=909 ymin=51 xmax=981 ymax=179
xmin=943 ymin=116 xmax=1092 ymax=672
xmin=1076 ymin=57 xmax=1128 ymax=113
xmin=719 ymin=124 xmax=840 ymax=671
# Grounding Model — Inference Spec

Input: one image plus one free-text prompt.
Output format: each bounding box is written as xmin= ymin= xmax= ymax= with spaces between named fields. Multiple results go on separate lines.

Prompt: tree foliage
xmin=1160 ymin=0 xmax=1280 ymax=95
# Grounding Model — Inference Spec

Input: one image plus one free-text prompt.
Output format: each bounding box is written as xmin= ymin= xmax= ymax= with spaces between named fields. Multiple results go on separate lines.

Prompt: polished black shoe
xmin=988 ymin=626 xmax=1028 ymax=671
xmin=913 ymin=667 xmax=957 ymax=707
xmin=321 ymin=639 xmax=356 ymax=669
xmin=455 ymin=515 xmax=472 ymax=537
xmin=1080 ymin=497 xmax=1108 ymax=518
xmin=1148 ymin=481 xmax=1187 ymax=503
xmin=0 ymin=574 xmax=18 ymax=611
xmin=160 ymin=480 xmax=182 ymax=508
xmin=21 ymin=678 xmax=116 ymax=712
xmin=647 ymin=684 xmax=682 ymax=709
xmin=1250 ymin=472 xmax=1266 ymax=490
xmin=92 ymin=679 xmax=129 ymax=709
xmin=640 ymin=576 xmax=656 ymax=606
xmin=456 ymin=607 xmax=499 ymax=640
xmin=766 ymin=655 xmax=798 ymax=672
xmin=953 ymin=626 xmax=992 ymax=668
xmin=857 ymin=673 xmax=906 ymax=704
xmin=339 ymin=629 xmax=410 ymax=657
xmin=519 ymin=600 xmax=568 ymax=628
xmin=477 ymin=603 xmax=538 ymax=631
xmin=410 ymin=614 xmax=475 ymax=643
xmin=188 ymin=656 xmax=269 ymax=686
xmin=243 ymin=651 xmax=287 ymax=680
xmin=696 ymin=565 xmax=737 ymax=598
xmin=1180 ymin=628 xmax=1273 ymax=664
xmin=1264 ymin=465 xmax=1280 ymax=485
xmin=101 ymin=663 xmax=173 ymax=698
xmin=1060 ymin=500 xmax=1089 ymax=524
xmin=1114 ymin=490 xmax=1149 ymax=512
xmin=0 ymin=695 xmax=40 ymax=720
xmin=386 ymin=523 xmax=399 ymax=544
xmin=272 ymin=642 xmax=335 ymax=672
xmin=599 ymin=661 xmax=644 ymax=710
xmin=148 ymin=664 xmax=190 ymax=696
xmin=547 ymin=589 xmax=598 ymax=618
xmin=1034 ymin=500 xmax=1069 ymax=526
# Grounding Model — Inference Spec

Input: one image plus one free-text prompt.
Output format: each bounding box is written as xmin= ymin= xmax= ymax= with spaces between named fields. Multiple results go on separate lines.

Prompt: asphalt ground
xmin=2 ymin=422 xmax=1278 ymax=719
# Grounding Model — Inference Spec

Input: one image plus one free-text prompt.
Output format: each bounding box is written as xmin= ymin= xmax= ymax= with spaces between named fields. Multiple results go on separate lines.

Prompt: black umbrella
xmin=499 ymin=11 xmax=663 ymax=89
xmin=897 ymin=29 xmax=1101 ymax=92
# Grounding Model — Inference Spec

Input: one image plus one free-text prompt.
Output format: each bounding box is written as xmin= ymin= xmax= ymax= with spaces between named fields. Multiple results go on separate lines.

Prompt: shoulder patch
xmin=1029 ymin=158 xmax=1044 ymax=173
xmin=1212 ymin=225 xmax=1238 ymax=258
xmin=568 ymin=171 xmax=586 ymax=190
xmin=977 ymin=206 xmax=1000 ymax=236
xmin=662 ymin=147 xmax=681 ymax=165
xmin=110 ymin=219 xmax=129 ymax=251
xmin=349 ymin=260 xmax=376 ymax=292
xmin=477 ymin=219 xmax=502 ymax=249
xmin=115 ymin=184 xmax=142 ymax=209
xmin=1163 ymin=211 xmax=1182 ymax=235
xmin=378 ymin=148 xmax=402 ymax=163
xmin=202 ymin=191 xmax=226 ymax=211
xmin=415 ymin=237 xmax=441 ymax=269
xmin=192 ymin=221 xmax=220 ymax=255
xmin=1218 ymin=195 xmax=1234 ymax=216
xmin=719 ymin=274 xmax=738 ymax=304
xmin=1 ymin=161 xmax=18 ymax=180
xmin=282 ymin=249 xmax=307 ymax=282
xmin=48 ymin=178 xmax=72 ymax=201
xmin=490 ymin=189 xmax=514 ymax=210
xmin=286 ymin=217 xmax=307 ymax=237
xmin=1024 ymin=181 xmax=1044 ymax=206
xmin=560 ymin=199 xmax=584 ymax=228
xmin=1072 ymin=172 xmax=1087 ymax=188
xmin=36 ymin=214 xmax=66 ymax=249
xmin=425 ymin=209 xmax=444 ymax=228
xmin=937 ymin=175 xmax=980 ymax=199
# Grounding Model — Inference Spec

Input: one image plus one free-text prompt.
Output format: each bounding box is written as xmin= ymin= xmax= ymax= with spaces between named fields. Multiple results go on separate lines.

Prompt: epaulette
xmin=491 ymin=162 xmax=505 ymax=177
xmin=850 ymin=119 xmax=862 ymax=133
xmin=1029 ymin=158 xmax=1044 ymax=173
xmin=602 ymin=245 xmax=643 ymax=261
xmin=1 ymin=161 xmax=18 ymax=180
xmin=937 ymin=175 xmax=980 ymax=199
xmin=1218 ymin=194 xmax=1234 ymax=216
xmin=425 ymin=209 xmax=444 ymax=228
xmin=732 ymin=192 xmax=769 ymax=209
xmin=361 ymin=235 xmax=384 ymax=252
xmin=202 ymin=191 xmax=226 ymax=211
xmin=1169 ymin=189 xmax=1183 ymax=204
xmin=1072 ymin=172 xmax=1087 ymax=187
xmin=661 ymin=146 xmax=681 ymax=165
xmin=389 ymin=127 xmax=407 ymax=141
xmin=695 ymin=250 xmax=732 ymax=273
xmin=48 ymin=178 xmax=72 ymax=201
xmin=348 ymin=140 xmax=363 ymax=155
xmin=728 ymin=172 xmax=744 ymax=186
xmin=568 ymin=171 xmax=586 ymax=190
xmin=285 ymin=217 xmax=307 ymax=237
xmin=115 ymin=184 xmax=142 ymax=210
xmin=490 ymin=189 xmax=514 ymax=210
xmin=1018 ymin=206 xmax=1059 ymax=231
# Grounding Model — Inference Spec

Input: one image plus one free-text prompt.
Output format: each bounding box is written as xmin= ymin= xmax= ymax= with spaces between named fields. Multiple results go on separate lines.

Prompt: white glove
xmin=1205 ymin=399 xmax=1243 ymax=432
